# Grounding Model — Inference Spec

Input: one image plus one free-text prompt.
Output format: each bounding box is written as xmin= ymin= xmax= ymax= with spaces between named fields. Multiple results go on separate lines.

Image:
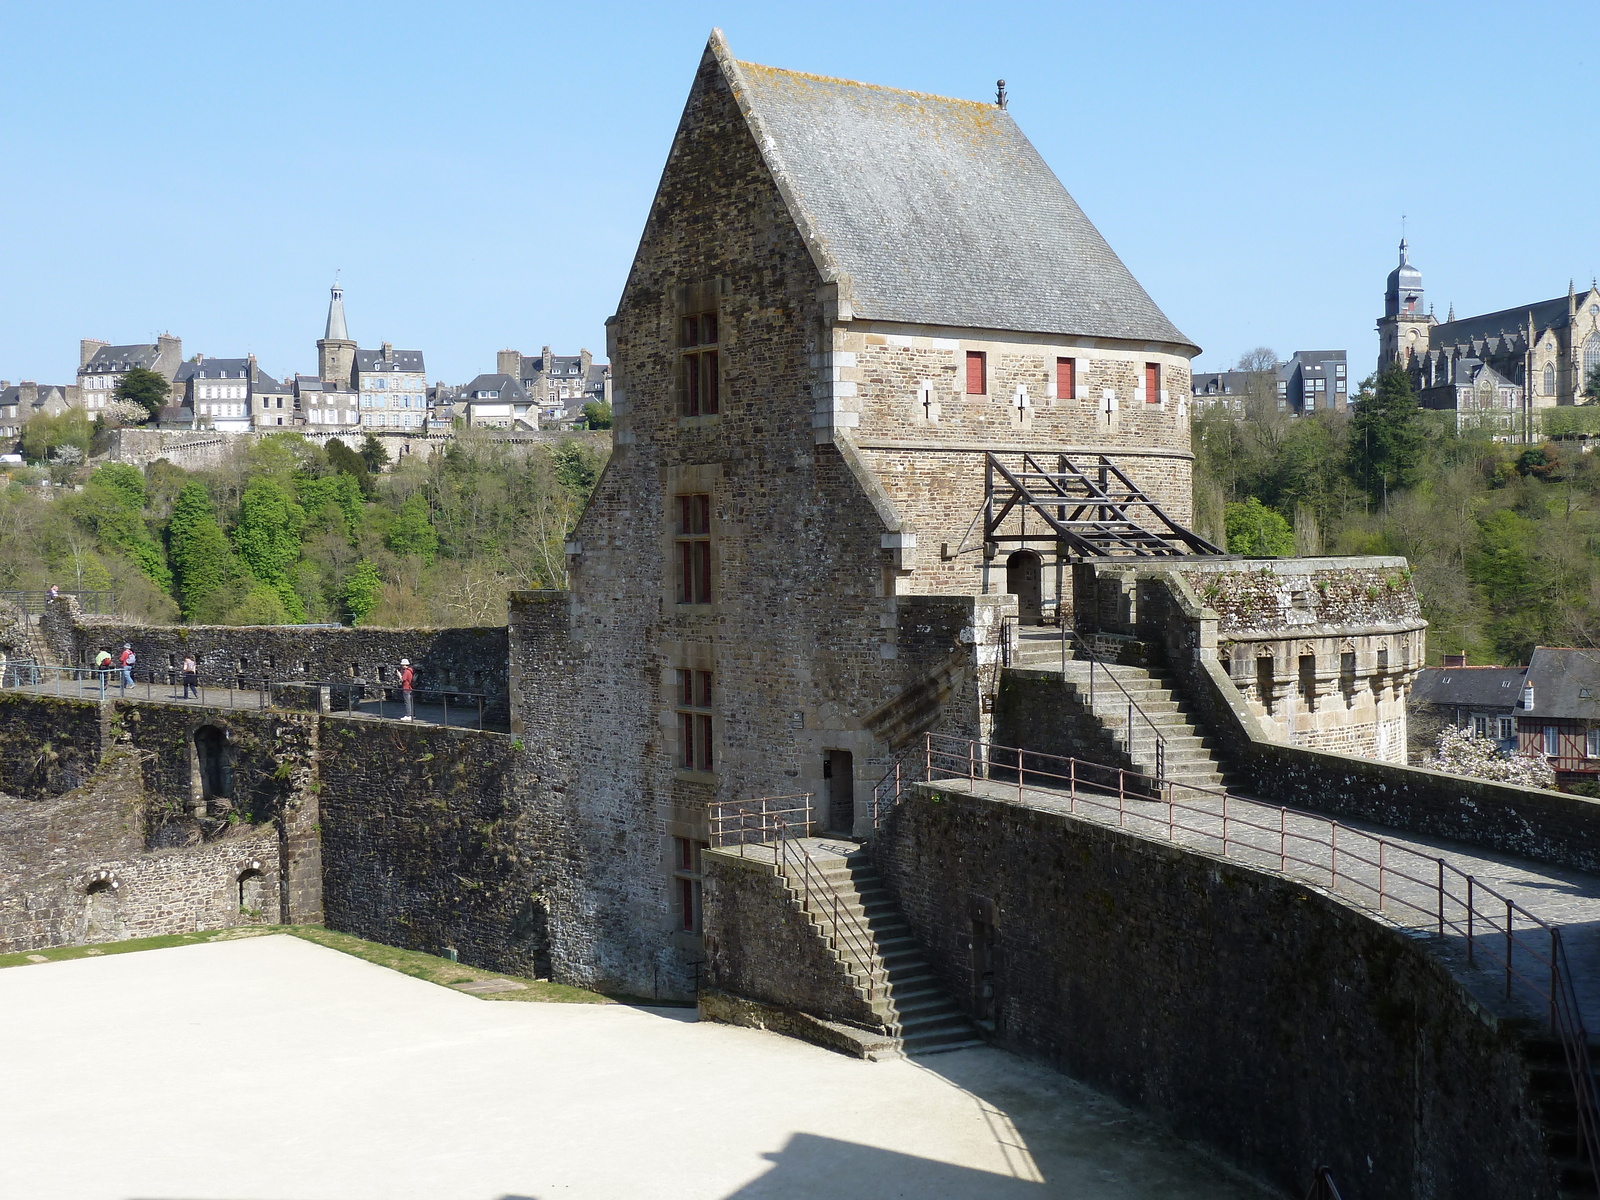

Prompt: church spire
xmin=1447 ymin=302 xmax=1455 ymax=322
xmin=324 ymin=281 xmax=350 ymax=342
xmin=1570 ymin=279 xmax=1577 ymax=318
xmin=1398 ymin=237 xmax=1410 ymax=267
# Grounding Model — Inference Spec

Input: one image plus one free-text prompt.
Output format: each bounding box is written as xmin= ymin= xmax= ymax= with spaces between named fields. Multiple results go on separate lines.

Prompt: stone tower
xmin=317 ymin=283 xmax=356 ymax=385
xmin=1377 ymin=239 xmax=1435 ymax=370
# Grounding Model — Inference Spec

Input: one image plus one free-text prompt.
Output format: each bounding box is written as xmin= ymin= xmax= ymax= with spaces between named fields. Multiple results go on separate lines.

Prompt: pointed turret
xmin=317 ymin=281 xmax=357 ymax=385
xmin=324 ymin=283 xmax=349 ymax=342
xmin=1569 ymin=279 xmax=1577 ymax=318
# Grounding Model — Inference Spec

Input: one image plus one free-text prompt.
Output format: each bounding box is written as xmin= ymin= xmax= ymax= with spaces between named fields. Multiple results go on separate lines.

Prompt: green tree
xmin=386 ymin=491 xmax=438 ymax=564
xmin=343 ymin=559 xmax=382 ymax=625
xmin=1348 ymin=364 xmax=1424 ymax=504
xmin=1583 ymin=365 xmax=1600 ymax=404
xmin=167 ymin=482 xmax=234 ymax=619
xmin=581 ymin=400 xmax=612 ymax=429
xmin=228 ymin=581 xmax=293 ymax=626
xmin=1224 ymin=497 xmax=1295 ymax=556
xmin=20 ymin=409 xmax=91 ymax=463
xmin=66 ymin=464 xmax=172 ymax=590
xmin=552 ymin=439 xmax=601 ymax=502
xmin=230 ymin=477 xmax=306 ymax=621
xmin=114 ymin=366 xmax=170 ymax=422
xmin=325 ymin=437 xmax=373 ymax=495
xmin=359 ymin=434 xmax=390 ymax=473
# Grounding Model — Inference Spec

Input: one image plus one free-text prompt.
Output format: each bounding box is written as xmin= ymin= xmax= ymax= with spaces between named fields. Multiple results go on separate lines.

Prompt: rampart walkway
xmin=925 ymin=769 xmax=1600 ymax=1030
xmin=0 ymin=673 xmax=503 ymax=732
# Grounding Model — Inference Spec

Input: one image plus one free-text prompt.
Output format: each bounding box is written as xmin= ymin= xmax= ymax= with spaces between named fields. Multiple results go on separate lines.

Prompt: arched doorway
xmin=84 ymin=875 xmax=120 ymax=942
xmin=1005 ymin=550 xmax=1044 ymax=624
xmin=194 ymin=726 xmax=233 ymax=806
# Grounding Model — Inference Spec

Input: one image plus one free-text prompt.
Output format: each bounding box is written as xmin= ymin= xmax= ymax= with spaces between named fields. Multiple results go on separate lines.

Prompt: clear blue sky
xmin=3 ymin=1 xmax=1597 ymax=387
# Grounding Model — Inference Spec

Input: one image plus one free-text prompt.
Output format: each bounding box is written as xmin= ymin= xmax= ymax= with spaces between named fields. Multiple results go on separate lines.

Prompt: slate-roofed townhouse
xmin=460 ymin=373 xmax=532 ymax=429
xmin=295 ymin=375 xmax=359 ymax=431
xmin=0 ymin=382 xmax=77 ymax=441
xmin=1408 ymin=663 xmax=1525 ymax=759
xmin=1191 ymin=350 xmax=1347 ymax=415
xmin=76 ymin=335 xmax=183 ymax=413
xmin=496 ymin=347 xmax=612 ymax=423
xmin=512 ymin=31 xmax=1205 ymax=997
xmin=354 ymin=344 xmax=427 ymax=430
xmin=174 ymin=355 xmax=287 ymax=432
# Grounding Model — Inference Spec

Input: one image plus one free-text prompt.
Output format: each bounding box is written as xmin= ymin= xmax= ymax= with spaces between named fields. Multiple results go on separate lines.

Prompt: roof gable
xmin=706 ymin=32 xmax=1194 ymax=351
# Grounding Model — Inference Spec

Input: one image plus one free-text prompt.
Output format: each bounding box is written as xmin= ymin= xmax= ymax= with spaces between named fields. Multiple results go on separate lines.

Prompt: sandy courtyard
xmin=0 ymin=934 xmax=1268 ymax=1199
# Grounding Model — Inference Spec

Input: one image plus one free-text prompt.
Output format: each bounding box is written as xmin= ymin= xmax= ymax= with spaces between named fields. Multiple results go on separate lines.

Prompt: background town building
xmin=76 ymin=335 xmax=182 ymax=413
xmin=496 ymin=346 xmax=611 ymax=423
xmin=355 ymin=343 xmax=427 ymax=429
xmin=460 ymin=373 xmax=532 ymax=428
xmin=174 ymin=355 xmax=286 ymax=432
xmin=1191 ymin=349 xmax=1348 ymax=415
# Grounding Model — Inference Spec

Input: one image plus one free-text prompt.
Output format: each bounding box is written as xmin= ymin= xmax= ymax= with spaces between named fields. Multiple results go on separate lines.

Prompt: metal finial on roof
xmin=995 ymin=79 xmax=1007 ymax=109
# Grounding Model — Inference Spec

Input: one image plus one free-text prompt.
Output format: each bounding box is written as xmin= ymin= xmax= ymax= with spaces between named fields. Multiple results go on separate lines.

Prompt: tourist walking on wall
xmin=47 ymin=584 xmax=59 ymax=601
xmin=399 ymin=658 xmax=415 ymax=721
xmin=94 ymin=648 xmax=113 ymax=685
xmin=181 ymin=654 xmax=198 ymax=700
xmin=117 ymin=643 xmax=135 ymax=690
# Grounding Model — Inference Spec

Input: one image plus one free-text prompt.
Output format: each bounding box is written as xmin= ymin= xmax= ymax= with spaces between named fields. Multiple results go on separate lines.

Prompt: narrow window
xmin=1544 ymin=726 xmax=1559 ymax=756
xmin=1473 ymin=715 xmax=1487 ymax=739
xmin=966 ymin=351 xmax=986 ymax=395
xmin=1145 ymin=362 xmax=1161 ymax=403
xmin=1545 ymin=363 xmax=1557 ymax=396
xmin=1055 ymin=357 xmax=1076 ymax=400
xmin=677 ymin=669 xmax=713 ymax=771
xmin=675 ymin=494 xmax=712 ymax=604
xmin=1499 ymin=717 xmax=1514 ymax=742
xmin=672 ymin=836 xmax=708 ymax=932
xmin=1588 ymin=728 xmax=1600 ymax=758
xmin=681 ymin=311 xmax=720 ymax=416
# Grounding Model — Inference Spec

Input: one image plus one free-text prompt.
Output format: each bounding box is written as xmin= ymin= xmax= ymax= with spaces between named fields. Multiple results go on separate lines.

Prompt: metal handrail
xmin=1061 ymin=626 xmax=1167 ymax=782
xmin=1303 ymin=1166 xmax=1343 ymax=1200
xmin=872 ymin=731 xmax=1600 ymax=1175
xmin=0 ymin=589 xmax=118 ymax=615
xmin=0 ymin=665 xmax=490 ymax=729
xmin=707 ymin=794 xmax=883 ymax=1003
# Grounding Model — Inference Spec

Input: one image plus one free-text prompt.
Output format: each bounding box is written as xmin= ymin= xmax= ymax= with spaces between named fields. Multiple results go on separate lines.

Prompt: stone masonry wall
xmin=0 ymin=691 xmax=107 ymax=798
xmin=700 ymin=849 xmax=880 ymax=1027
xmin=316 ymin=715 xmax=555 ymax=978
xmin=873 ymin=783 xmax=1556 ymax=1200
xmin=0 ymin=743 xmax=283 ymax=952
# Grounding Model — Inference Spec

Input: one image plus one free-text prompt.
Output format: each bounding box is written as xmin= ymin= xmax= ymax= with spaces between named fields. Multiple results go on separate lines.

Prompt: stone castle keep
xmin=10 ymin=32 xmax=1600 ymax=1200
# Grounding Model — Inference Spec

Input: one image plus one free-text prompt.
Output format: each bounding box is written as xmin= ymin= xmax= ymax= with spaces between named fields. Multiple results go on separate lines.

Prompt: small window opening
xmin=966 ymin=351 xmax=987 ymax=395
xmin=676 ymin=495 xmax=712 ymax=604
xmin=677 ymin=669 xmax=713 ymax=771
xmin=681 ymin=312 xmax=720 ymax=416
xmin=1145 ymin=362 xmax=1161 ymax=403
xmin=1055 ymin=357 xmax=1076 ymax=400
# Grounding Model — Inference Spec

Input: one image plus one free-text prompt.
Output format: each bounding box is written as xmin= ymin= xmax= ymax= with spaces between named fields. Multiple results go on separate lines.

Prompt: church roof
xmin=1434 ymin=295 xmax=1570 ymax=348
xmin=712 ymin=33 xmax=1196 ymax=353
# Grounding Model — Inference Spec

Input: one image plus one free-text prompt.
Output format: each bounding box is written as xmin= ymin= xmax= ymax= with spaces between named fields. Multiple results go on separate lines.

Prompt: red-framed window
xmin=677 ymin=669 xmax=713 ymax=771
xmin=1056 ymin=357 xmax=1076 ymax=400
xmin=966 ymin=351 xmax=987 ymax=395
xmin=682 ymin=313 xmax=719 ymax=416
xmin=1145 ymin=362 xmax=1161 ymax=403
xmin=676 ymin=494 xmax=712 ymax=604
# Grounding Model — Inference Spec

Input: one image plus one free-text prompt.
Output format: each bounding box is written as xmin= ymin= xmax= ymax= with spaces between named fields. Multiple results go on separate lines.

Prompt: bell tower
xmin=317 ymin=282 xmax=356 ymax=385
xmin=1377 ymin=239 xmax=1435 ymax=370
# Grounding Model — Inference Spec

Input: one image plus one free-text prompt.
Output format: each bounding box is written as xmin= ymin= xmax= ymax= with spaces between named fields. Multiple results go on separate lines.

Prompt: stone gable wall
xmin=873 ymin=783 xmax=1555 ymax=1200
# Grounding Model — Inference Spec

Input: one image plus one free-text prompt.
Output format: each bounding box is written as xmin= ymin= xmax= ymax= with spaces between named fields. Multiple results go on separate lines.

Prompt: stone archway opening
xmin=194 ymin=725 xmax=233 ymax=811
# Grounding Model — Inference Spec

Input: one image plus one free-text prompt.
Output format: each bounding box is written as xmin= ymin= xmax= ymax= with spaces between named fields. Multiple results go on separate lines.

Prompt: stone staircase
xmin=778 ymin=846 xmax=983 ymax=1057
xmin=1011 ymin=634 xmax=1227 ymax=790
xmin=1520 ymin=1034 xmax=1600 ymax=1199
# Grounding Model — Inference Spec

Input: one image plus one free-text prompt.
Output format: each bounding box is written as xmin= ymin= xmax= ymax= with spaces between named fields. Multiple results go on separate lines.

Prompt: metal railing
xmin=871 ymin=731 xmax=1600 ymax=1173
xmin=1000 ymin=622 xmax=1167 ymax=782
xmin=708 ymin=794 xmax=883 ymax=1003
xmin=1303 ymin=1167 xmax=1343 ymax=1200
xmin=0 ymin=589 xmax=118 ymax=615
xmin=0 ymin=664 xmax=489 ymax=729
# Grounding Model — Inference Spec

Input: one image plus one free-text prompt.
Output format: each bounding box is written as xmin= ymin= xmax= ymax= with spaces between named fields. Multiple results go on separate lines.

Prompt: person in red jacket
xmin=399 ymin=658 xmax=415 ymax=721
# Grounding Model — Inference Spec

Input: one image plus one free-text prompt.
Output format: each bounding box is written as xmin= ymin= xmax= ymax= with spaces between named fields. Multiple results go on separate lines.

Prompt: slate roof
xmin=175 ymin=358 xmax=252 ymax=382
xmin=81 ymin=344 xmax=161 ymax=373
xmin=1432 ymin=296 xmax=1571 ymax=349
xmin=354 ymin=348 xmax=425 ymax=373
xmin=462 ymin=374 xmax=528 ymax=402
xmin=1520 ymin=647 xmax=1600 ymax=720
xmin=714 ymin=34 xmax=1195 ymax=351
xmin=1411 ymin=666 xmax=1525 ymax=709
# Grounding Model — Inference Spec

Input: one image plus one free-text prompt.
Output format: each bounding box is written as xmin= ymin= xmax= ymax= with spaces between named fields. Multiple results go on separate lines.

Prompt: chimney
xmin=1441 ymin=653 xmax=1466 ymax=668
xmin=580 ymin=348 xmax=593 ymax=376
xmin=1521 ymin=681 xmax=1535 ymax=710
xmin=541 ymin=345 xmax=552 ymax=374
xmin=80 ymin=339 xmax=109 ymax=368
xmin=382 ymin=341 xmax=393 ymax=365
xmin=497 ymin=349 xmax=521 ymax=379
xmin=19 ymin=382 xmax=37 ymax=405
xmin=155 ymin=333 xmax=182 ymax=379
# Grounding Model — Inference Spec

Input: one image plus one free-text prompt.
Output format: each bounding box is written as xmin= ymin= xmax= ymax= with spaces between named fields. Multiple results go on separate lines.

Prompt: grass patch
xmin=0 ymin=925 xmax=615 ymax=1005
